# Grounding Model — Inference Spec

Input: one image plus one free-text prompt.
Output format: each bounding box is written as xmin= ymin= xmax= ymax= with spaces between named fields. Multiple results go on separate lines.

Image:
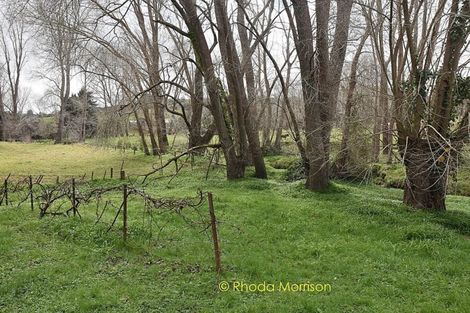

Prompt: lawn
xmin=0 ymin=142 xmax=469 ymax=312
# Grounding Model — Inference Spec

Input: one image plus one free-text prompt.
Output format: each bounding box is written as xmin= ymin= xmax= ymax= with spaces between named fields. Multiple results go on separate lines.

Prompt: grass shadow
xmin=430 ymin=209 xmax=470 ymax=236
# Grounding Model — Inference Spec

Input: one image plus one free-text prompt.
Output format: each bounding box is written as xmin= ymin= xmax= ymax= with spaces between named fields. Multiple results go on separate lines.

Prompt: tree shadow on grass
xmin=430 ymin=209 xmax=470 ymax=237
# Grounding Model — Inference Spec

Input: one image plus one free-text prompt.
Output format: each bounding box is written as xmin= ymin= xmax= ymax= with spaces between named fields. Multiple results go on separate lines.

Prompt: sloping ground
xmin=0 ymin=143 xmax=469 ymax=312
xmin=373 ymin=163 xmax=470 ymax=197
xmin=267 ymin=154 xmax=470 ymax=197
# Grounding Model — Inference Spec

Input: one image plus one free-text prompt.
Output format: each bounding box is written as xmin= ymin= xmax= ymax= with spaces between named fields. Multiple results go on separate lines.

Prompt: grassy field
xmin=0 ymin=142 xmax=469 ymax=312
xmin=0 ymin=142 xmax=156 ymax=180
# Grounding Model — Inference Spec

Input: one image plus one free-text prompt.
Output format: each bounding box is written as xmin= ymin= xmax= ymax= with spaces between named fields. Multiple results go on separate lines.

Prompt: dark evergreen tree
xmin=64 ymin=88 xmax=98 ymax=142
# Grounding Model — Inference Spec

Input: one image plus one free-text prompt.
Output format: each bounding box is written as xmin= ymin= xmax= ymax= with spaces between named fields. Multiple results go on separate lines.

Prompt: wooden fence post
xmin=72 ymin=178 xmax=76 ymax=217
xmin=174 ymin=152 xmax=178 ymax=172
xmin=4 ymin=178 xmax=8 ymax=206
xmin=91 ymin=171 xmax=94 ymax=181
xmin=110 ymin=167 xmax=114 ymax=179
xmin=123 ymin=184 xmax=128 ymax=241
xmin=208 ymin=192 xmax=221 ymax=274
xmin=29 ymin=175 xmax=34 ymax=211
xmin=120 ymin=170 xmax=126 ymax=180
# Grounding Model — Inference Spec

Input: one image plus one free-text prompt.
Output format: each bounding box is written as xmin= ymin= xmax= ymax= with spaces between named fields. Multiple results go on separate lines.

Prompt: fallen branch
xmin=141 ymin=143 xmax=222 ymax=182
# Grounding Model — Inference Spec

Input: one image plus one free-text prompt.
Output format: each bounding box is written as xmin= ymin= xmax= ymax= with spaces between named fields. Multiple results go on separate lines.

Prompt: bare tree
xmin=0 ymin=67 xmax=5 ymax=141
xmin=29 ymin=0 xmax=86 ymax=144
xmin=167 ymin=0 xmax=250 ymax=178
xmin=335 ymin=25 xmax=370 ymax=174
xmin=213 ymin=0 xmax=267 ymax=178
xmin=365 ymin=0 xmax=470 ymax=210
xmin=284 ymin=0 xmax=354 ymax=190
xmin=0 ymin=14 xmax=28 ymax=120
xmin=90 ymin=0 xmax=169 ymax=153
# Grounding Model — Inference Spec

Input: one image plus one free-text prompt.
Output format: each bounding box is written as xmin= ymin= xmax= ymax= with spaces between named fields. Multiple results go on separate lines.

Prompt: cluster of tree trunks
xmin=391 ymin=0 xmax=470 ymax=211
xmin=171 ymin=0 xmax=267 ymax=179
xmin=287 ymin=0 xmax=353 ymax=190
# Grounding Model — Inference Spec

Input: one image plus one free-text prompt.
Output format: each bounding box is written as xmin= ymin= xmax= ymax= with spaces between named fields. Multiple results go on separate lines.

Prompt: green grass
xmin=88 ymin=133 xmax=192 ymax=152
xmin=0 ymin=142 xmax=470 ymax=312
xmin=0 ymin=142 xmax=157 ymax=181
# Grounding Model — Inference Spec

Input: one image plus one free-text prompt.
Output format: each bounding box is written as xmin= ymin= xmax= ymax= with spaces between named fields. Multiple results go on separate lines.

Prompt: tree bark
xmin=400 ymin=138 xmax=446 ymax=211
xmin=174 ymin=0 xmax=245 ymax=179
xmin=214 ymin=0 xmax=267 ymax=178
xmin=0 ymin=83 xmax=4 ymax=141
xmin=391 ymin=0 xmax=470 ymax=211
xmin=380 ymin=71 xmax=391 ymax=157
xmin=290 ymin=0 xmax=352 ymax=190
xmin=142 ymin=105 xmax=159 ymax=155
xmin=323 ymin=0 xmax=354 ymax=164
xmin=188 ymin=69 xmax=215 ymax=148
xmin=335 ymin=28 xmax=369 ymax=174
xmin=133 ymin=110 xmax=150 ymax=155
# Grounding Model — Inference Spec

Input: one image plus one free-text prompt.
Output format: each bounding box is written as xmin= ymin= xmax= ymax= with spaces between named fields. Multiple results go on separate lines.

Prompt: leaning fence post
xmin=72 ymin=178 xmax=76 ymax=217
xmin=4 ymin=178 xmax=8 ymax=206
xmin=123 ymin=184 xmax=128 ymax=241
xmin=29 ymin=175 xmax=34 ymax=211
xmin=174 ymin=152 xmax=178 ymax=172
xmin=208 ymin=192 xmax=221 ymax=274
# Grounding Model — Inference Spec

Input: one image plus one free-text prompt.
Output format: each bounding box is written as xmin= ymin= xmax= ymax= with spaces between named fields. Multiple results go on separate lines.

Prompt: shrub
xmin=284 ymin=159 xmax=306 ymax=181
xmin=269 ymin=156 xmax=299 ymax=170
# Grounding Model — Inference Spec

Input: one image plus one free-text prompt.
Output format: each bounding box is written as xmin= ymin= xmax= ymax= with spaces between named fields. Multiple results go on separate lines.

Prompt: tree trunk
xmin=158 ymin=104 xmax=169 ymax=151
xmin=214 ymin=0 xmax=267 ymax=179
xmin=290 ymin=0 xmax=328 ymax=190
xmin=335 ymin=28 xmax=369 ymax=173
xmin=175 ymin=0 xmax=245 ymax=179
xmin=55 ymin=58 xmax=71 ymax=144
xmin=372 ymin=107 xmax=381 ymax=162
xmin=400 ymin=138 xmax=446 ymax=211
xmin=387 ymin=120 xmax=394 ymax=164
xmin=0 ymin=87 xmax=4 ymax=141
xmin=56 ymin=102 xmax=65 ymax=144
xmin=189 ymin=70 xmax=215 ymax=149
xmin=148 ymin=93 xmax=168 ymax=154
xmin=380 ymin=71 xmax=391 ymax=157
xmin=273 ymin=102 xmax=285 ymax=152
xmin=394 ymin=0 xmax=470 ymax=211
xmin=290 ymin=0 xmax=353 ymax=190
xmin=134 ymin=110 xmax=150 ymax=155
xmin=142 ymin=106 xmax=159 ymax=155
xmin=323 ymin=0 xmax=354 ymax=167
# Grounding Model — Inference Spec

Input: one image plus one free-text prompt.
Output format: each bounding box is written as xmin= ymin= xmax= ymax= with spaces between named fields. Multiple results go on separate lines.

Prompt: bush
xmin=284 ymin=159 xmax=306 ymax=181
xmin=269 ymin=156 xmax=299 ymax=170
xmin=371 ymin=163 xmax=405 ymax=188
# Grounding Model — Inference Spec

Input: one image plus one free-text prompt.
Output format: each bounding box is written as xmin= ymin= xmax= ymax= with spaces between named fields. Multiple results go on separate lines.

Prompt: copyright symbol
xmin=218 ymin=281 xmax=230 ymax=292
